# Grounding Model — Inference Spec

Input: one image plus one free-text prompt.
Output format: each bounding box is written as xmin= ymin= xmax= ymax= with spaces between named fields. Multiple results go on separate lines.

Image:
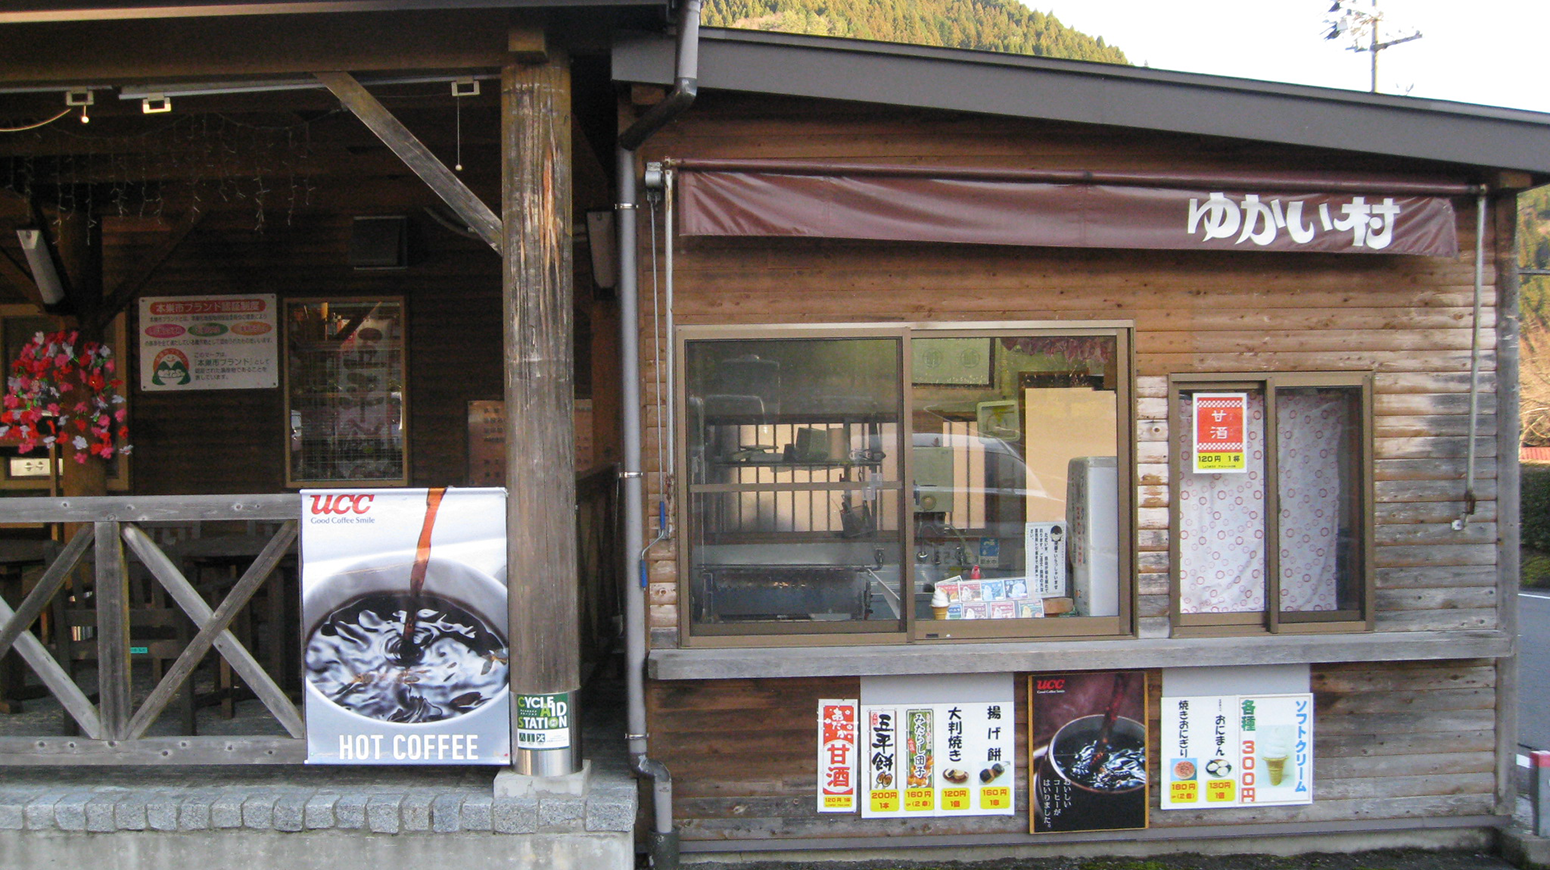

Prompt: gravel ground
xmin=677 ymin=849 xmax=1517 ymax=870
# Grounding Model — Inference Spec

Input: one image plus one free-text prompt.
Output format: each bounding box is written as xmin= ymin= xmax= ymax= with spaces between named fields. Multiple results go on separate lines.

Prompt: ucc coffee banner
xmin=678 ymin=166 xmax=1459 ymax=257
xmin=301 ymin=488 xmax=509 ymax=765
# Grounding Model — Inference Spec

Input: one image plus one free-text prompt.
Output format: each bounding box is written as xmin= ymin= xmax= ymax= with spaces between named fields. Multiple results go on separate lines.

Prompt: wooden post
xmin=93 ymin=521 xmax=131 ymax=740
xmin=502 ymin=49 xmax=581 ymax=777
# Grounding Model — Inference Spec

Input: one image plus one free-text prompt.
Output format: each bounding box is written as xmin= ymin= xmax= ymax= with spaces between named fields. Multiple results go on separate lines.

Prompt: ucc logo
xmin=308 ymin=493 xmax=376 ymax=515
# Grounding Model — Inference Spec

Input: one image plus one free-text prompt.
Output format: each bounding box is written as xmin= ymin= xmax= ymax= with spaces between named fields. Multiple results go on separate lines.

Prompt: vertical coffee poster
xmin=1029 ymin=671 xmax=1148 ymax=833
xmin=302 ymin=487 xmax=509 ymax=764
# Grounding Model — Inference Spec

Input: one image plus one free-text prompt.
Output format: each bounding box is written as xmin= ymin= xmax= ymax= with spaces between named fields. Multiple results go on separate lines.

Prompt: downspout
xmin=1454 ymin=192 xmax=1488 ymax=530
xmin=617 ymin=2 xmax=700 ymax=867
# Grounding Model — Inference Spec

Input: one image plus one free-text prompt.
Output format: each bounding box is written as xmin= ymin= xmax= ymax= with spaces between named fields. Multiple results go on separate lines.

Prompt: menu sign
xmin=1192 ymin=392 xmax=1248 ymax=473
xmin=859 ymin=699 xmax=1015 ymax=818
xmin=817 ymin=699 xmax=859 ymax=812
xmin=1161 ymin=693 xmax=1313 ymax=809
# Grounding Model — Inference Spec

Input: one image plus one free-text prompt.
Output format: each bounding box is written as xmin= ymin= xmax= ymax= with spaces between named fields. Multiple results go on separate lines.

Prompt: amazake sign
xmin=1192 ymin=392 xmax=1248 ymax=473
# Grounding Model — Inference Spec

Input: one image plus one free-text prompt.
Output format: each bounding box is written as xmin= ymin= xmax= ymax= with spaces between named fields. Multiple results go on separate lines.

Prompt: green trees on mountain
xmin=1520 ymin=188 xmax=1550 ymax=445
xmin=703 ymin=0 xmax=1130 ymax=64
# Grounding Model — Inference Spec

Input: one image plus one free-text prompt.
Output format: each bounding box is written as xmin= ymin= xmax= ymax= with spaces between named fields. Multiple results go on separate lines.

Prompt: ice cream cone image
xmin=1261 ymin=726 xmax=1293 ymax=786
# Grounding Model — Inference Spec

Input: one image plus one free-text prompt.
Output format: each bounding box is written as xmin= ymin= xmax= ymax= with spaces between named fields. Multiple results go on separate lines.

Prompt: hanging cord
xmin=0 ymin=109 xmax=71 ymax=133
xmin=454 ymin=91 xmax=464 ymax=172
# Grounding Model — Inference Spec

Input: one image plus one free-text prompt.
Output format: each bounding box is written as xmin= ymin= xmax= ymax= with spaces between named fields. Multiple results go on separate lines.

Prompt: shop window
xmin=284 ymin=298 xmax=407 ymax=487
xmin=1170 ymin=374 xmax=1373 ymax=634
xmin=678 ymin=324 xmax=1132 ymax=643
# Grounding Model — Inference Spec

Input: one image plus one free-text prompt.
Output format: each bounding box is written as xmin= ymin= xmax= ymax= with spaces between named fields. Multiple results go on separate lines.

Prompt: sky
xmin=1040 ymin=0 xmax=1550 ymax=115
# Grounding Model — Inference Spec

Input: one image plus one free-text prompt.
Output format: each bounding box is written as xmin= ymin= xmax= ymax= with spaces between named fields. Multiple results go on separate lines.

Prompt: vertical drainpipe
xmin=617 ymin=2 xmax=700 ymax=867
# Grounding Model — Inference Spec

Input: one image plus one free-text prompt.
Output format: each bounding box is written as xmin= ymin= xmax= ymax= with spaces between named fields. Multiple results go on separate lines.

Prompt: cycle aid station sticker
xmin=515 ymin=692 xmax=572 ymax=750
xmin=301 ymin=488 xmax=509 ymax=764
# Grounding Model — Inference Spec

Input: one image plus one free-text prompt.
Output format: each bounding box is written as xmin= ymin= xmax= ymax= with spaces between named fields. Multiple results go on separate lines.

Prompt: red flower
xmin=2 ymin=330 xmax=129 ymax=459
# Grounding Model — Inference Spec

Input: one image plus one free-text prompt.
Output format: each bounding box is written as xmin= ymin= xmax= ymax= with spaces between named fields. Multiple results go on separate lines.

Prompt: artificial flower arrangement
xmin=0 ymin=329 xmax=130 ymax=462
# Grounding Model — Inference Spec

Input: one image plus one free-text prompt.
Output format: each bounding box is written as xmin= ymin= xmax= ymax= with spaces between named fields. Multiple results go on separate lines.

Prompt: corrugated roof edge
xmin=0 ymin=0 xmax=665 ymax=25
xmin=613 ymin=27 xmax=1550 ymax=179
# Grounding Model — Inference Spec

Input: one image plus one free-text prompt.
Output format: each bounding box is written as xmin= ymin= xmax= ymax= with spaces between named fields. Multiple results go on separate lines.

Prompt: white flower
xmin=72 ymin=435 xmax=88 ymax=451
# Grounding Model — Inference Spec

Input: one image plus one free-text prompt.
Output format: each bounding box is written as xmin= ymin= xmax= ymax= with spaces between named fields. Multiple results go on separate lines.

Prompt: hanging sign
xmin=817 ymin=699 xmax=859 ymax=812
xmin=860 ymin=698 xmax=1015 ymax=818
xmin=1160 ymin=692 xmax=1314 ymax=809
xmin=1192 ymin=392 xmax=1248 ymax=473
xmin=301 ymin=487 xmax=509 ymax=764
xmin=138 ymin=294 xmax=279 ymax=391
xmin=678 ymin=167 xmax=1461 ymax=257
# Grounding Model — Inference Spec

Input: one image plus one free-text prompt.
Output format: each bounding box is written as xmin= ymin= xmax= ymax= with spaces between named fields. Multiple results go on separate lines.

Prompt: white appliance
xmin=1067 ymin=456 xmax=1119 ymax=617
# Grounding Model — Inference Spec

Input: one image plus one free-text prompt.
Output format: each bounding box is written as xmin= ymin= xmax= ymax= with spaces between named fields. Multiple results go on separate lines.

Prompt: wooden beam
xmin=315 ymin=70 xmax=503 ymax=254
xmin=0 ymin=11 xmax=513 ymax=84
xmin=92 ymin=209 xmax=203 ymax=334
xmin=508 ymin=25 xmax=547 ymax=63
xmin=93 ymin=521 xmax=131 ymax=741
xmin=503 ymin=54 xmax=579 ymax=707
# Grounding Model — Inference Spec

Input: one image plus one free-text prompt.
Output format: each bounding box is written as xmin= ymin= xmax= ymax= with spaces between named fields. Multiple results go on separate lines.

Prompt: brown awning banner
xmin=676 ymin=168 xmax=1460 ymax=257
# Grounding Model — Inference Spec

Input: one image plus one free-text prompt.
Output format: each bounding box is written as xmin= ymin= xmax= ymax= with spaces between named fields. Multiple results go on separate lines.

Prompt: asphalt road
xmin=1522 ymin=592 xmax=1550 ymax=752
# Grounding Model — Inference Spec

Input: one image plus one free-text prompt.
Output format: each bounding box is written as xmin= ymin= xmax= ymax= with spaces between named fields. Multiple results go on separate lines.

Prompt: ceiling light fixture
xmin=15 ymin=229 xmax=68 ymax=306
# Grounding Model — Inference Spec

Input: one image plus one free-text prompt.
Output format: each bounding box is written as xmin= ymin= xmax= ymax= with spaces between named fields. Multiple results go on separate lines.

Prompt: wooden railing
xmin=0 ymin=472 xmax=622 ymax=765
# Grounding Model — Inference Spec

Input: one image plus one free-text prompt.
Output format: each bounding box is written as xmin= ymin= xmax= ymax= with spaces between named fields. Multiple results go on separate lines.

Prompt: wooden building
xmin=613 ymin=25 xmax=1550 ymax=859
xmin=0 ymin=1 xmax=1549 ymax=866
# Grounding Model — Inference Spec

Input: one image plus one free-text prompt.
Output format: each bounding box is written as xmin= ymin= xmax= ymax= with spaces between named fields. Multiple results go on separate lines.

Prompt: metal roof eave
xmin=613 ymin=27 xmax=1550 ymax=178
xmin=0 ymin=0 xmax=665 ymax=24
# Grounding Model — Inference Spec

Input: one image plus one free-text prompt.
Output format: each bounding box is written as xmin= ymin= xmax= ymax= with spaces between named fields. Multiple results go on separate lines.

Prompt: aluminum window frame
xmin=675 ymin=320 xmax=1135 ymax=647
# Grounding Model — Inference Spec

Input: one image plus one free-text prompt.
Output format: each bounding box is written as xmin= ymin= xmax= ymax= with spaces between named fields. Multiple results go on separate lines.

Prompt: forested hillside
xmin=703 ymin=0 xmax=1129 ymax=63
xmin=1520 ymin=187 xmax=1550 ymax=444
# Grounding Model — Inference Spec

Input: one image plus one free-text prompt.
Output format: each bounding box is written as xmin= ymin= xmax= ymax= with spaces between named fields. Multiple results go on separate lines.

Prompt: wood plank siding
xmin=633 ymin=93 xmax=1507 ymax=839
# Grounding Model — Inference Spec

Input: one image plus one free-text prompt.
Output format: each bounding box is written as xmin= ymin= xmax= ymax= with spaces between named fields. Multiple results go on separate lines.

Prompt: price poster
xmin=817 ymin=699 xmax=859 ymax=813
xmin=1161 ymin=692 xmax=1313 ymax=808
xmin=1159 ymin=695 xmax=1240 ymax=808
xmin=860 ymin=699 xmax=1015 ymax=819
xmin=1192 ymin=392 xmax=1248 ymax=473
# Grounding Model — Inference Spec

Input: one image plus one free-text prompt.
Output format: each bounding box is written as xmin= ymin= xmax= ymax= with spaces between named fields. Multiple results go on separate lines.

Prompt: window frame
xmin=1168 ymin=371 xmax=1375 ymax=636
xmin=674 ymin=320 xmax=1135 ymax=647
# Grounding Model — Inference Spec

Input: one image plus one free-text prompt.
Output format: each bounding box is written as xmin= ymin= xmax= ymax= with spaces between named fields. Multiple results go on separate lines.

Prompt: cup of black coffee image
xmin=303 ymin=556 xmax=510 ymax=725
xmin=1035 ymin=713 xmax=1147 ymax=832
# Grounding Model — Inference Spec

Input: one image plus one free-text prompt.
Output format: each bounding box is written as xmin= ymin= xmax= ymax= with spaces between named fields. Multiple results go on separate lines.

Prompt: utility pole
xmin=1324 ymin=0 xmax=1422 ymax=93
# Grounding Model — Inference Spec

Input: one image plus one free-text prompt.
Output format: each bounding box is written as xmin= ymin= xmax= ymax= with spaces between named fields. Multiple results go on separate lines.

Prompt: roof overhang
xmin=0 ymin=0 xmax=665 ymax=24
xmin=614 ymin=27 xmax=1550 ymax=179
